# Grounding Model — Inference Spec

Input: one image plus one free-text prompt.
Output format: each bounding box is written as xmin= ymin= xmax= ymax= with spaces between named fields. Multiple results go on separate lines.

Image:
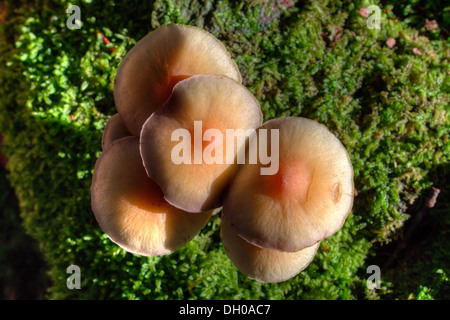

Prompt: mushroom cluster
xmin=91 ymin=24 xmax=354 ymax=283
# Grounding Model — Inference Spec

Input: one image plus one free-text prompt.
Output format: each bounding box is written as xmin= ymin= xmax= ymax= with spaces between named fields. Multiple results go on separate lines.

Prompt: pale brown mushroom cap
xmin=114 ymin=24 xmax=242 ymax=136
xmin=91 ymin=136 xmax=212 ymax=256
xmin=221 ymin=216 xmax=319 ymax=283
xmin=140 ymin=74 xmax=263 ymax=213
xmin=101 ymin=113 xmax=132 ymax=151
xmin=223 ymin=117 xmax=354 ymax=252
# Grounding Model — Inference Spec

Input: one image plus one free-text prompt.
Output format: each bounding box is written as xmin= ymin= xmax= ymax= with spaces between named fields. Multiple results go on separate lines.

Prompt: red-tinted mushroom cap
xmin=221 ymin=216 xmax=319 ymax=283
xmin=101 ymin=113 xmax=132 ymax=151
xmin=114 ymin=24 xmax=242 ymax=136
xmin=91 ymin=136 xmax=212 ymax=256
xmin=223 ymin=117 xmax=354 ymax=252
xmin=139 ymin=74 xmax=263 ymax=213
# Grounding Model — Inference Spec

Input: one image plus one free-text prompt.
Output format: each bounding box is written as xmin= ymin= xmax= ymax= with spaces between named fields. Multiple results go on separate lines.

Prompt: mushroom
xmin=114 ymin=24 xmax=242 ymax=136
xmin=223 ymin=117 xmax=354 ymax=252
xmin=139 ymin=74 xmax=263 ymax=213
xmin=220 ymin=215 xmax=319 ymax=283
xmin=101 ymin=113 xmax=132 ymax=151
xmin=91 ymin=136 xmax=212 ymax=256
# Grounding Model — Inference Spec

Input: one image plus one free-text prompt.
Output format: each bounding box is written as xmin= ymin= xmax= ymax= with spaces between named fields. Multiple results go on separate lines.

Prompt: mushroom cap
xmin=140 ymin=74 xmax=263 ymax=213
xmin=223 ymin=117 xmax=354 ymax=252
xmin=91 ymin=136 xmax=212 ymax=256
xmin=220 ymin=216 xmax=319 ymax=283
xmin=114 ymin=24 xmax=242 ymax=136
xmin=101 ymin=113 xmax=132 ymax=151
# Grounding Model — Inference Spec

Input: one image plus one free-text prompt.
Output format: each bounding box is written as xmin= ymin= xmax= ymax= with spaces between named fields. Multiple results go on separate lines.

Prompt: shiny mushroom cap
xmin=114 ymin=24 xmax=242 ymax=136
xmin=91 ymin=137 xmax=212 ymax=256
xmin=221 ymin=215 xmax=319 ymax=283
xmin=223 ymin=117 xmax=354 ymax=252
xmin=140 ymin=74 xmax=263 ymax=213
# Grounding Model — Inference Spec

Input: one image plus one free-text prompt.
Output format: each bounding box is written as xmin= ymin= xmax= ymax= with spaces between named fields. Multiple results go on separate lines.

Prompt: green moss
xmin=0 ymin=0 xmax=448 ymax=299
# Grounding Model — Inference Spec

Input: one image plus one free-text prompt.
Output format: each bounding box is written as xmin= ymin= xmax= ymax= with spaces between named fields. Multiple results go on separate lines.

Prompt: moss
xmin=0 ymin=0 xmax=448 ymax=299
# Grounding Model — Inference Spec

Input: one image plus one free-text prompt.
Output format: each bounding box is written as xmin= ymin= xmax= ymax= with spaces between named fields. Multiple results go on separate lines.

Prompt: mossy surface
xmin=0 ymin=0 xmax=448 ymax=299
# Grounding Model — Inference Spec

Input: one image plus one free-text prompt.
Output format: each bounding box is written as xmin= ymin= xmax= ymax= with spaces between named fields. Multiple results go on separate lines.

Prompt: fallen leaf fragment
xmin=359 ymin=7 xmax=369 ymax=18
xmin=386 ymin=38 xmax=396 ymax=48
xmin=424 ymin=19 xmax=438 ymax=31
